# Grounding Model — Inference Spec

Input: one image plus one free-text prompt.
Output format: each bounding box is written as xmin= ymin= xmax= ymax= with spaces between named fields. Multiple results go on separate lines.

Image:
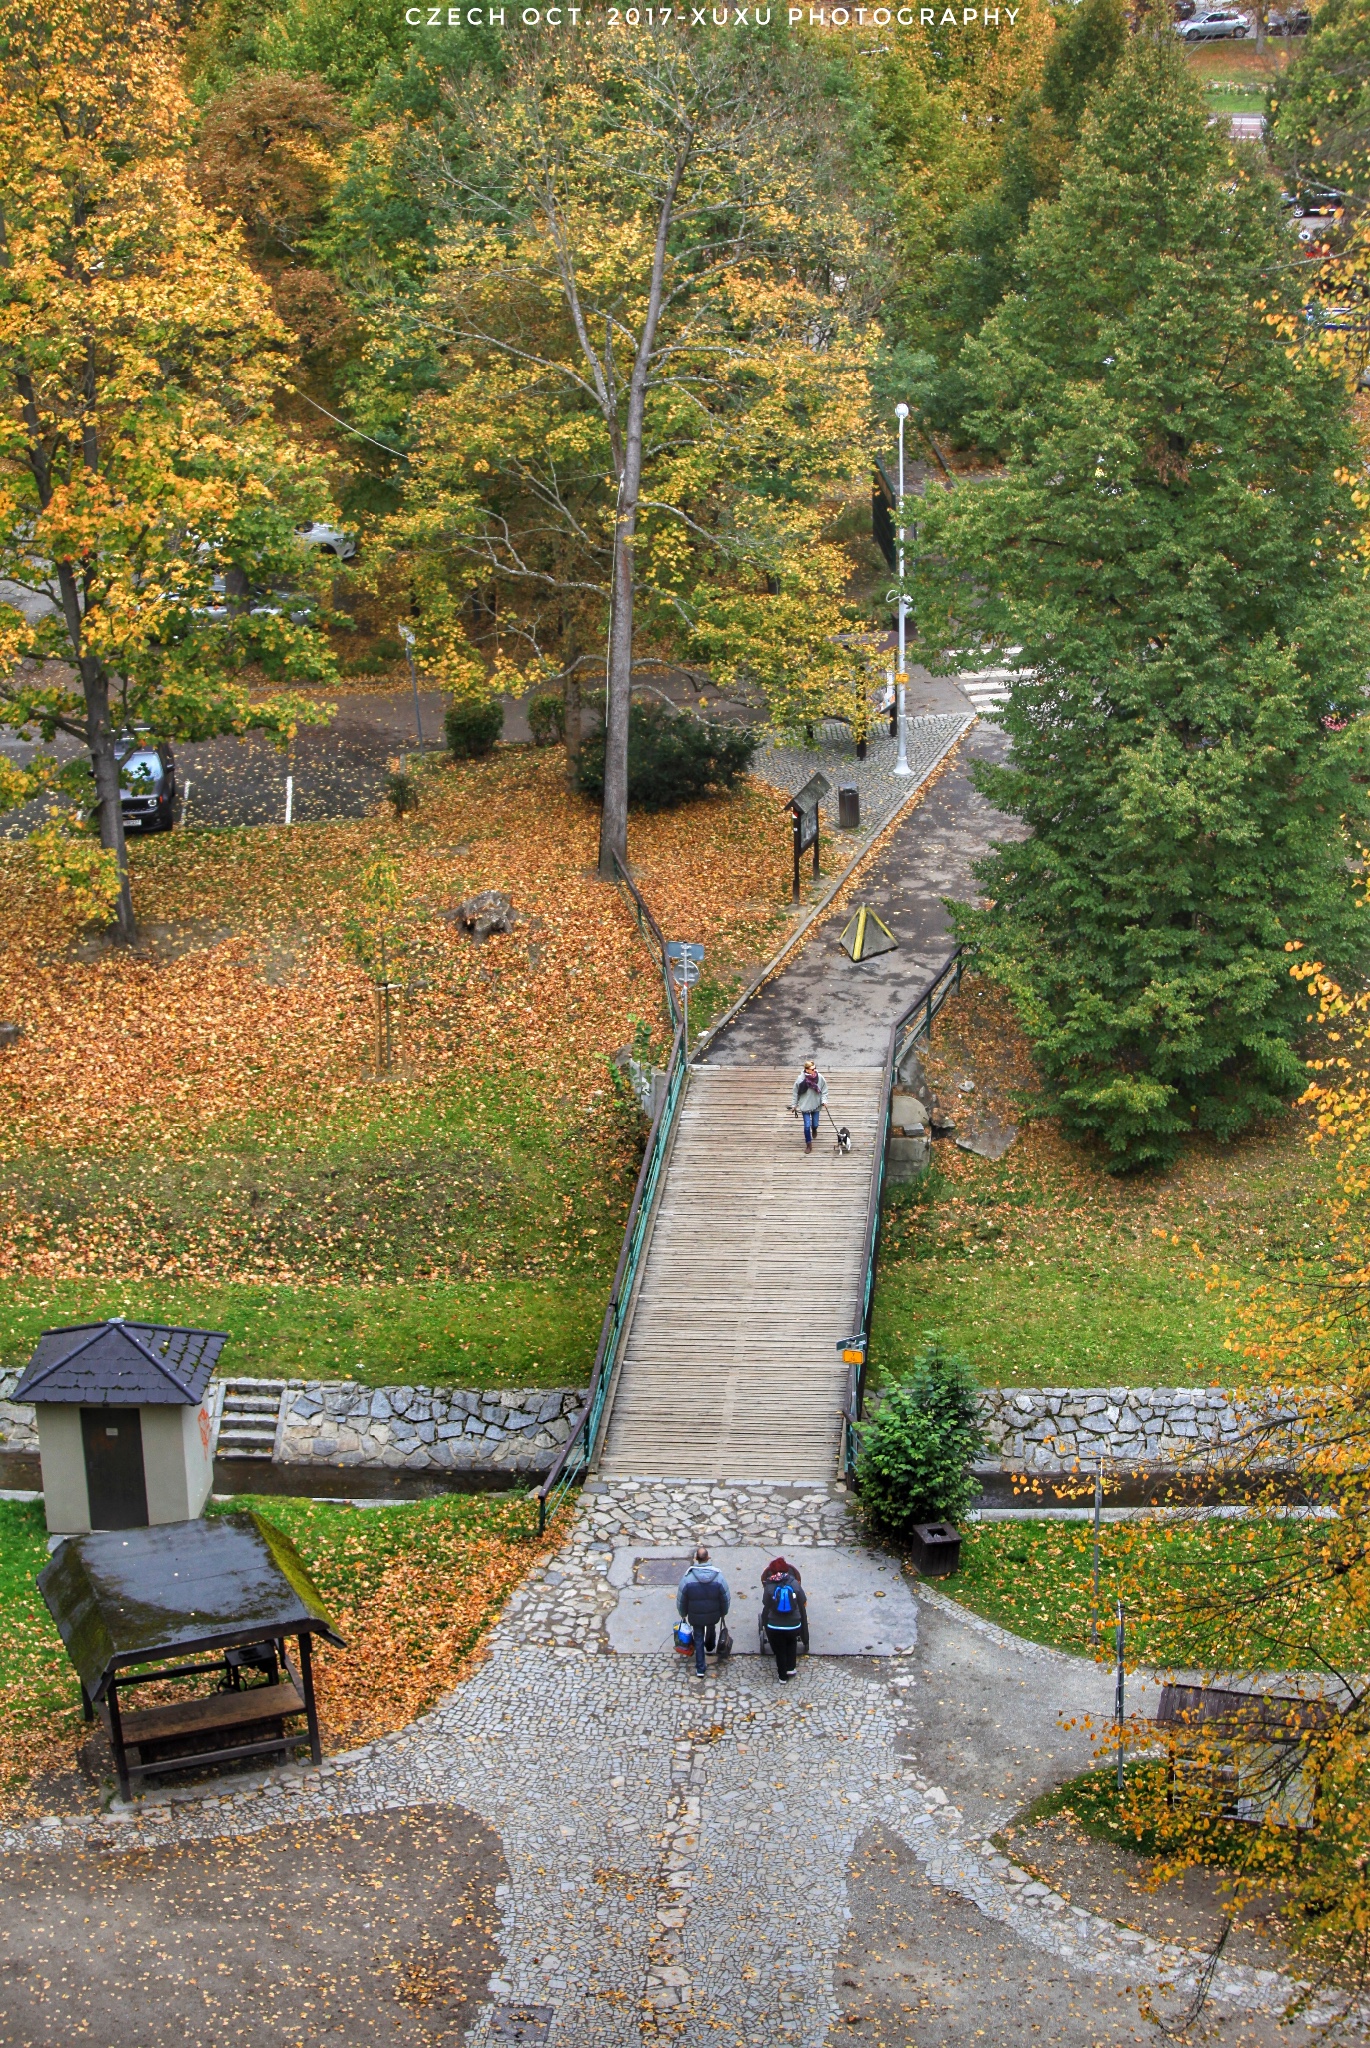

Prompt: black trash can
xmin=911 ymin=1521 xmax=961 ymax=1577
xmin=838 ymin=784 xmax=860 ymax=830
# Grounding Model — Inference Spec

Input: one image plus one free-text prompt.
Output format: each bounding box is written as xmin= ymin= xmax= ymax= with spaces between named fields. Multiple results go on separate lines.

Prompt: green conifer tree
xmin=919 ymin=32 xmax=1370 ymax=1168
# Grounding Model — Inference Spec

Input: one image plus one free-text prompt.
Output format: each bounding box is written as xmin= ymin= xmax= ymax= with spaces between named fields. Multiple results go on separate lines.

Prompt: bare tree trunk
xmin=599 ymin=486 xmax=636 ymax=877
xmin=83 ymin=658 xmax=135 ymax=943
xmin=54 ymin=554 xmax=135 ymax=941
xmin=595 ymin=135 xmax=694 ymax=882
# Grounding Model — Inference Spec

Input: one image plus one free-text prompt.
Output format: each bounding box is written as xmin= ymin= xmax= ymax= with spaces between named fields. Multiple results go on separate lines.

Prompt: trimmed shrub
xmin=385 ymin=767 xmax=419 ymax=818
xmin=575 ymin=699 xmax=757 ymax=811
xmin=856 ymin=1335 xmax=983 ymax=1542
xmin=444 ymin=696 xmax=503 ymax=759
xmin=527 ymin=691 xmax=565 ymax=747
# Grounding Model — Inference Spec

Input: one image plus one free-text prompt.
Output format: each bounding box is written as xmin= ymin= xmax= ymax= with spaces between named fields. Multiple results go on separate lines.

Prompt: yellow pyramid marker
xmin=839 ymin=905 xmax=899 ymax=962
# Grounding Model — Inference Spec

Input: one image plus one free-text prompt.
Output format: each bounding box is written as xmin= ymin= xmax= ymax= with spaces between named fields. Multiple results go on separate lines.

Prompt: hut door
xmin=80 ymin=1408 xmax=149 ymax=1529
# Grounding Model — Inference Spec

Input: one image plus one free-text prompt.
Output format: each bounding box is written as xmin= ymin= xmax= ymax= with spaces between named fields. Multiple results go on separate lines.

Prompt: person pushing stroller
xmin=676 ymin=1547 xmax=731 ymax=1677
xmin=760 ymin=1556 xmax=809 ymax=1681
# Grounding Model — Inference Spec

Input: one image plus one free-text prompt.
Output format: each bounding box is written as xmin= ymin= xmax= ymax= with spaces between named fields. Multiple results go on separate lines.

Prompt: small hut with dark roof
xmin=15 ymin=1320 xmax=228 ymax=1536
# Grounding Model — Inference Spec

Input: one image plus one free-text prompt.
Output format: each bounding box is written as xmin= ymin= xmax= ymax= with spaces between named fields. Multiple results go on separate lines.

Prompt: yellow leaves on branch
xmin=384 ymin=25 xmax=876 ymax=723
xmin=26 ymin=821 xmax=121 ymax=924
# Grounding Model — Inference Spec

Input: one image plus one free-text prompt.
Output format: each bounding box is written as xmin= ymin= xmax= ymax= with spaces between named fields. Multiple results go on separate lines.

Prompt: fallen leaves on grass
xmin=0 ymin=1492 xmax=564 ymax=1818
xmin=298 ymin=1492 xmax=570 ymax=1751
xmin=883 ymin=976 xmax=1330 ymax=1276
xmin=0 ymin=751 xmax=795 ymax=1282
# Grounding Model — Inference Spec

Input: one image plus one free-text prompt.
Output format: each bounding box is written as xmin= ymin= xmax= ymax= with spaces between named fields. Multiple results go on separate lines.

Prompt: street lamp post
xmin=892 ymin=403 xmax=912 ymax=777
xmin=399 ymin=624 xmax=424 ymax=749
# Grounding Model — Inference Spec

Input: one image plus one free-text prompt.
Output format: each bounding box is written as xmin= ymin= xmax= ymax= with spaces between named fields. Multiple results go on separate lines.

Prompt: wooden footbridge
xmin=597 ymin=1068 xmax=885 ymax=1483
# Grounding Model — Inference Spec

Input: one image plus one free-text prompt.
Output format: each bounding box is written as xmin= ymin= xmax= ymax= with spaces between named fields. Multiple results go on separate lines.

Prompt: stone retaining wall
xmin=0 ymin=1369 xmax=1294 ymax=1482
xmin=276 ymin=1382 xmax=583 ymax=1473
xmin=975 ymin=1386 xmax=1282 ymax=1472
xmin=0 ymin=1369 xmax=38 ymax=1454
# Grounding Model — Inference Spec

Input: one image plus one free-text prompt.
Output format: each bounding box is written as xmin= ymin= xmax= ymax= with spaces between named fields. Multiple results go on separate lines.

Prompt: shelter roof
xmin=38 ymin=1513 xmax=343 ymax=1702
xmin=13 ymin=1321 xmax=226 ymax=1406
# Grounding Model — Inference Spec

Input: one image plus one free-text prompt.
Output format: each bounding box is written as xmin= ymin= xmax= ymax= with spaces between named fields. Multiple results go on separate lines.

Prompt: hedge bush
xmin=856 ymin=1335 xmax=983 ymax=1543
xmin=575 ymin=700 xmax=757 ymax=811
xmin=444 ymin=696 xmax=503 ymax=759
xmin=527 ymin=692 xmax=565 ymax=747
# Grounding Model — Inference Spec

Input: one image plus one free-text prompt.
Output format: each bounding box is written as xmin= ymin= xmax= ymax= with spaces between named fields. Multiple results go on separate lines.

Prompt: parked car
xmin=116 ymin=736 xmax=177 ymax=833
xmin=248 ymin=590 xmax=318 ymax=624
xmin=1269 ymin=4 xmax=1311 ymax=28
xmin=1176 ymin=7 xmax=1249 ymax=34
xmin=1297 ymin=180 xmax=1348 ymax=214
xmin=1173 ymin=0 xmax=1197 ymax=17
xmin=296 ymin=521 xmax=357 ymax=561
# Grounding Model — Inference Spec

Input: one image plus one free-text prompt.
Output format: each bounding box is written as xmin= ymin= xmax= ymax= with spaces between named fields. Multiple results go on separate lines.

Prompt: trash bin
xmin=911 ymin=1522 xmax=962 ymax=1577
xmin=838 ymin=785 xmax=860 ymax=830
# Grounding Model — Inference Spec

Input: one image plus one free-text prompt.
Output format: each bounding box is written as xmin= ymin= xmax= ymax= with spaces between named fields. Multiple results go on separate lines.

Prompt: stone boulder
xmin=455 ymin=890 xmax=517 ymax=942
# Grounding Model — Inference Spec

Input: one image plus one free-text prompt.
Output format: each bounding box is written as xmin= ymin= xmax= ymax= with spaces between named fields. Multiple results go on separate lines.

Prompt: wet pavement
xmin=708 ymin=717 xmax=1026 ymax=1072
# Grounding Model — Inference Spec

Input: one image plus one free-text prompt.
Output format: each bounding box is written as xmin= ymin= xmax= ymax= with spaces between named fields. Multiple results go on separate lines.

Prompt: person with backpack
xmin=761 ymin=1555 xmax=808 ymax=1681
xmin=790 ymin=1061 xmax=828 ymax=1154
xmin=676 ymin=1547 xmax=731 ymax=1677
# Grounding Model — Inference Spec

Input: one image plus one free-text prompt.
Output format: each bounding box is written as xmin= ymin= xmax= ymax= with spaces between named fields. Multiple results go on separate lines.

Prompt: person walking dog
xmin=761 ymin=1555 xmax=809 ymax=1681
xmin=791 ymin=1060 xmax=828 ymax=1154
xmin=676 ymin=1547 xmax=731 ymax=1677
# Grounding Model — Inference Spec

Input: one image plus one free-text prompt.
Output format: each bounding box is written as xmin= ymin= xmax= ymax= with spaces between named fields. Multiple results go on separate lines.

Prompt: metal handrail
xmin=842 ymin=945 xmax=967 ymax=1477
xmin=534 ymin=1016 xmax=687 ymax=1531
xmin=611 ymin=850 xmax=682 ymax=1029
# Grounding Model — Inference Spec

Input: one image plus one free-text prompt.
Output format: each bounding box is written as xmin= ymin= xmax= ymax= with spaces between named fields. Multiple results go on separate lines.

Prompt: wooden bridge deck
xmin=597 ymin=1068 xmax=886 ymax=1483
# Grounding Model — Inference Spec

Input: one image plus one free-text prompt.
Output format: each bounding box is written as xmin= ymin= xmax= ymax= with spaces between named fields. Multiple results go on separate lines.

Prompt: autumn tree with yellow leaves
xmin=1092 ymin=947 xmax=1370 ymax=2015
xmin=385 ymin=25 xmax=874 ymax=877
xmin=0 ymin=0 xmax=338 ymax=940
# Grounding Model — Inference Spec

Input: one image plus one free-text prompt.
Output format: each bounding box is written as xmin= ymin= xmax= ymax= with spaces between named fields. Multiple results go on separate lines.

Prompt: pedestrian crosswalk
xmin=955 ymin=668 xmax=1014 ymax=721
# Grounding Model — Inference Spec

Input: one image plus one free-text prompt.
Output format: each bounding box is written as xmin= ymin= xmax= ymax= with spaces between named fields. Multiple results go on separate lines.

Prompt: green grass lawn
xmin=872 ymin=1252 xmax=1234 ymax=1387
xmin=944 ymin=1516 xmax=1366 ymax=1670
xmin=0 ymin=1499 xmax=66 ymax=1707
xmin=870 ymin=979 xmax=1334 ymax=1390
xmin=1202 ymin=82 xmax=1268 ymax=112
xmin=0 ymin=1274 xmax=601 ymax=1387
xmin=0 ymin=1077 xmax=628 ymax=1388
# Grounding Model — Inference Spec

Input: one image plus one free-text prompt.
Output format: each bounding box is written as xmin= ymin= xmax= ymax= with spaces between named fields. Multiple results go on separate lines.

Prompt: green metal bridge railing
xmin=532 ymin=855 xmax=687 ymax=1531
xmin=842 ymin=945 xmax=968 ymax=1479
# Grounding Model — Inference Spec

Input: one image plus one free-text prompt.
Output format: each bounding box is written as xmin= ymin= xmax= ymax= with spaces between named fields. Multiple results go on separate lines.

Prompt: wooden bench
xmin=113 ymin=1680 xmax=308 ymax=1781
xmin=119 ymin=1680 xmax=305 ymax=1749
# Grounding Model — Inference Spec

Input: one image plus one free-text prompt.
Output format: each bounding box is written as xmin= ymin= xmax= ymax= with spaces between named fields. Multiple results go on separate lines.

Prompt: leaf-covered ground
xmin=871 ymin=977 xmax=1333 ymax=1388
xmin=0 ymin=1490 xmax=565 ymax=1817
xmin=0 ymin=748 xmax=794 ymax=1383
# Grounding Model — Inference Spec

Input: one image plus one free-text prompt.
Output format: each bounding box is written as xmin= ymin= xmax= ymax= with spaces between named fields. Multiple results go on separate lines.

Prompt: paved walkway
xmin=752 ymin=711 xmax=971 ymax=843
xmin=1 ymin=1484 xmax=1336 ymax=2047
xmin=712 ymin=718 xmax=1025 ymax=1070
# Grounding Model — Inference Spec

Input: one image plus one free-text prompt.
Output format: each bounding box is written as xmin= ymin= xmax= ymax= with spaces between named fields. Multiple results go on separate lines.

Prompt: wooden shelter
xmin=14 ymin=1319 xmax=227 ymax=1535
xmin=39 ymin=1512 xmax=344 ymax=1802
xmin=1157 ymin=1681 xmax=1335 ymax=1829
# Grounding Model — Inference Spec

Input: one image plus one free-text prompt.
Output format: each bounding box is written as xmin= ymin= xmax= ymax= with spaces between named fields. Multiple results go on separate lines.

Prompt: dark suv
xmin=117 ymin=736 xmax=177 ymax=833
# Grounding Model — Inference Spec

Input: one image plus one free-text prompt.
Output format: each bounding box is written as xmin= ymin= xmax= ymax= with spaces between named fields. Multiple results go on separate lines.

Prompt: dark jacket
xmin=677 ymin=1565 xmax=731 ymax=1626
xmin=761 ymin=1572 xmax=807 ymax=1632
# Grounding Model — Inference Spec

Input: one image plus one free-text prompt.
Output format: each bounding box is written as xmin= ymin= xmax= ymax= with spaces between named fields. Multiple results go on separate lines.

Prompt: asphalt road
xmin=0 ymin=666 xmax=773 ymax=839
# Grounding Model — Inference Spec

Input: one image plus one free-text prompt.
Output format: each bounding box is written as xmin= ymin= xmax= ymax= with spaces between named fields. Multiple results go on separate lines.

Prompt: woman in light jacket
xmin=791 ymin=1060 xmax=828 ymax=1153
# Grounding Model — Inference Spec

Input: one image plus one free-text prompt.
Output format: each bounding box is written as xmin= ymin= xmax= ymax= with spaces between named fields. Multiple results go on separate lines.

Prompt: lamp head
xmin=895 ymin=402 xmax=909 ymax=420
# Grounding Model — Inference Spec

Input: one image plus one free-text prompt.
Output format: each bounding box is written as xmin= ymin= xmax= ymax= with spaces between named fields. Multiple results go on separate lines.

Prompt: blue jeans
xmin=802 ymin=1110 xmax=820 ymax=1146
xmin=690 ymin=1622 xmax=716 ymax=1673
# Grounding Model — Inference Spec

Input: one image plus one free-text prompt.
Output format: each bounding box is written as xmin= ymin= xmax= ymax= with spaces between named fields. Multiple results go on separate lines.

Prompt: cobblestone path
xmin=3 ymin=1482 xmax=1343 ymax=2045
